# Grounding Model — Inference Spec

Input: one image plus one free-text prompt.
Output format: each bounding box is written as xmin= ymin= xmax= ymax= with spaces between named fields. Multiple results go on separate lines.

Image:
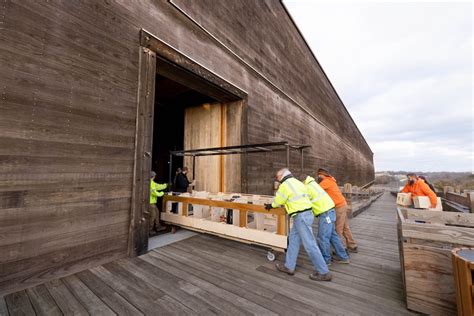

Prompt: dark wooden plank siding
xmin=1 ymin=0 xmax=374 ymax=295
xmin=0 ymin=0 xmax=141 ymax=295
xmin=171 ymin=0 xmax=374 ymax=187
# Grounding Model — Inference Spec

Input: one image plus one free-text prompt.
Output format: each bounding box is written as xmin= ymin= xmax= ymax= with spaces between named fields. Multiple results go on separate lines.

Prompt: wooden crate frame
xmin=397 ymin=207 xmax=474 ymax=315
xmin=452 ymin=248 xmax=474 ymax=316
xmin=161 ymin=195 xmax=288 ymax=251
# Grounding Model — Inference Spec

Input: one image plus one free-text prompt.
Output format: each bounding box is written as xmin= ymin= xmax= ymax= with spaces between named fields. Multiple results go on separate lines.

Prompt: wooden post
xmin=182 ymin=203 xmax=188 ymax=216
xmin=344 ymin=183 xmax=352 ymax=205
xmin=239 ymin=210 xmax=247 ymax=228
xmin=128 ymin=47 xmax=157 ymax=257
xmin=467 ymin=192 xmax=474 ymax=214
xmin=444 ymin=186 xmax=454 ymax=197
xmin=276 ymin=214 xmax=286 ymax=235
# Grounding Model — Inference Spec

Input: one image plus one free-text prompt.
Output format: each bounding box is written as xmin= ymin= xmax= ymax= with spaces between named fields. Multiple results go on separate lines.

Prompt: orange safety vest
xmin=319 ymin=176 xmax=347 ymax=208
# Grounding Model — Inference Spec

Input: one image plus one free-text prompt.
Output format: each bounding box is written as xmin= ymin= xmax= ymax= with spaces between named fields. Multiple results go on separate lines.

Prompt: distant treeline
xmin=376 ymin=171 xmax=474 ymax=191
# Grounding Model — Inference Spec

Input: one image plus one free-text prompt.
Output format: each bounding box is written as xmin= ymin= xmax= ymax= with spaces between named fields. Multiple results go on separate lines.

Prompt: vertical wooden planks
xmin=183 ymin=101 xmax=243 ymax=193
xmin=184 ymin=103 xmax=222 ymax=192
xmin=224 ymin=100 xmax=243 ymax=193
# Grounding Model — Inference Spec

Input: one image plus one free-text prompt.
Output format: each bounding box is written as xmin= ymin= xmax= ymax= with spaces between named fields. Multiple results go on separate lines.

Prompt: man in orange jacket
xmin=317 ymin=168 xmax=358 ymax=253
xmin=401 ymin=173 xmax=437 ymax=208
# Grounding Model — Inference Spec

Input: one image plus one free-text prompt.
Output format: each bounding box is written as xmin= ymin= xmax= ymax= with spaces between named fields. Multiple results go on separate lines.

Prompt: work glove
xmin=264 ymin=203 xmax=273 ymax=210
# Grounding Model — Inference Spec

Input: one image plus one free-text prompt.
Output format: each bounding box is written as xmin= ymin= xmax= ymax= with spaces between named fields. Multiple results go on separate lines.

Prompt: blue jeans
xmin=285 ymin=210 xmax=329 ymax=274
xmin=317 ymin=208 xmax=349 ymax=262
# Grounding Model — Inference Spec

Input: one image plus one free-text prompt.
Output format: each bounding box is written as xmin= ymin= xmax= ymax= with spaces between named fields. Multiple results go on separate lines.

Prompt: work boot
xmin=332 ymin=256 xmax=350 ymax=264
xmin=347 ymin=246 xmax=358 ymax=253
xmin=309 ymin=272 xmax=332 ymax=281
xmin=275 ymin=263 xmax=295 ymax=275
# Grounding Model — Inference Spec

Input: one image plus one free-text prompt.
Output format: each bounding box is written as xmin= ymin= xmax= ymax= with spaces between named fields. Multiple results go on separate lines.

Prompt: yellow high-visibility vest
xmin=271 ymin=177 xmax=312 ymax=216
xmin=304 ymin=176 xmax=335 ymax=216
xmin=150 ymin=180 xmax=167 ymax=204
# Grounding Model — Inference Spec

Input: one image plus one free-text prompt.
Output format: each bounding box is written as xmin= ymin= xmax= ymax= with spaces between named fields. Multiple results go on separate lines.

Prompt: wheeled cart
xmin=161 ymin=192 xmax=289 ymax=260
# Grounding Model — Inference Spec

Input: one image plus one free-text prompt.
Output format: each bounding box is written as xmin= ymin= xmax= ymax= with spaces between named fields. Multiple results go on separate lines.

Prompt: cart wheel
xmin=267 ymin=251 xmax=276 ymax=262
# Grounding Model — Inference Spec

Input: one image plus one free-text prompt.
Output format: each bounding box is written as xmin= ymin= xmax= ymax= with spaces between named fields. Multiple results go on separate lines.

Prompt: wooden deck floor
xmin=1 ymin=193 xmax=416 ymax=315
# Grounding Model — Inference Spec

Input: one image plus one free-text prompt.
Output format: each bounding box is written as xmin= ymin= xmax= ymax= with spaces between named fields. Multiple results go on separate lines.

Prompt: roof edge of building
xmin=280 ymin=0 xmax=373 ymax=156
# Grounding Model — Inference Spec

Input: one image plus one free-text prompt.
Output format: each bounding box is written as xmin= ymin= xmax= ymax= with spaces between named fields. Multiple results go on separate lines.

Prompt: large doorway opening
xmin=130 ymin=32 xmax=248 ymax=256
xmin=152 ymin=74 xmax=216 ymax=186
xmin=148 ymin=56 xmax=245 ymax=246
xmin=152 ymin=57 xmax=244 ymax=193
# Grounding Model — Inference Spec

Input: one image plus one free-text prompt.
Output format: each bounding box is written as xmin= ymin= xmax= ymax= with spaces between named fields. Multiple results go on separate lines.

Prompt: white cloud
xmin=284 ymin=1 xmax=473 ymax=172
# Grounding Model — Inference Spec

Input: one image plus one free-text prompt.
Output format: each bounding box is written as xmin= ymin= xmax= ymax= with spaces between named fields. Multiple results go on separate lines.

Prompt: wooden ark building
xmin=0 ymin=0 xmax=374 ymax=295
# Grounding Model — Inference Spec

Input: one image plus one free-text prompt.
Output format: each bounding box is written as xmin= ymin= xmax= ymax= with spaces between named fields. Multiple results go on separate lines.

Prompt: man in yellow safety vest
xmin=265 ymin=168 xmax=332 ymax=281
xmin=149 ymin=171 xmax=167 ymax=234
xmin=304 ymin=176 xmax=350 ymax=265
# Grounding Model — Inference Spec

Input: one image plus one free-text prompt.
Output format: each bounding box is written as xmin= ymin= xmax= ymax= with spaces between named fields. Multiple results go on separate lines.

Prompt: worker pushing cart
xmin=265 ymin=168 xmax=332 ymax=282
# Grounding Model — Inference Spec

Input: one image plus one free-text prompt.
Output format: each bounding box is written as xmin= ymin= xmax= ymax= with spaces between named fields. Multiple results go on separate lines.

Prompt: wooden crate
xmin=452 ymin=248 xmax=474 ymax=316
xmin=397 ymin=207 xmax=474 ymax=315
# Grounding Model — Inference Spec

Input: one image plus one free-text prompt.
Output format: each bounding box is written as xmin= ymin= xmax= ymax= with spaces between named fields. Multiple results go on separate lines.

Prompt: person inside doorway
xmin=175 ymin=167 xmax=196 ymax=193
xmin=149 ymin=171 xmax=167 ymax=235
xmin=175 ymin=167 xmax=190 ymax=193
xmin=172 ymin=167 xmax=182 ymax=191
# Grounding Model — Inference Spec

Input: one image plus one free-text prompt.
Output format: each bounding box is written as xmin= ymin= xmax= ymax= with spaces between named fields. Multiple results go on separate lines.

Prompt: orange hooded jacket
xmin=401 ymin=178 xmax=437 ymax=207
xmin=319 ymin=176 xmax=347 ymax=208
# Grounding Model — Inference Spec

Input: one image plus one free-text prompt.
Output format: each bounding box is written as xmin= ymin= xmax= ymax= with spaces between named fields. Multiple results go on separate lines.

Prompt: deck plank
xmin=62 ymin=275 xmax=116 ymax=316
xmin=144 ymin=251 xmax=303 ymax=315
xmin=76 ymin=270 xmax=144 ymax=315
xmin=117 ymin=257 xmax=235 ymax=314
xmin=26 ymin=285 xmax=62 ymax=316
xmin=44 ymin=279 xmax=88 ymax=315
xmin=0 ymin=296 xmax=9 ymax=316
xmin=157 ymin=242 xmax=369 ymax=315
xmin=165 ymin=237 xmax=406 ymax=315
xmin=4 ymin=290 xmax=35 ymax=316
xmin=90 ymin=264 xmax=191 ymax=315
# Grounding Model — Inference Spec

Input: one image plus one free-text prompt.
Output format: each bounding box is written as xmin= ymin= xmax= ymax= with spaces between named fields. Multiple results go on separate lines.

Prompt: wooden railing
xmin=162 ymin=195 xmax=289 ymax=236
xmin=445 ymin=192 xmax=474 ymax=212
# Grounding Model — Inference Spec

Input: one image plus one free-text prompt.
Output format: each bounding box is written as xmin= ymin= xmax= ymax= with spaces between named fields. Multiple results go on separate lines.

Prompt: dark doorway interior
xmin=152 ymin=74 xmax=217 ymax=186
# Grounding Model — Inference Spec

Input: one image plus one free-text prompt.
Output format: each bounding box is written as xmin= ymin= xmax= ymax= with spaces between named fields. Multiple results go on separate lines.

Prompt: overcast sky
xmin=284 ymin=1 xmax=473 ymax=172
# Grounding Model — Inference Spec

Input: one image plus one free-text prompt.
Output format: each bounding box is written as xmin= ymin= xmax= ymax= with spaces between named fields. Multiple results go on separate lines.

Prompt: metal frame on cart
xmin=168 ymin=141 xmax=311 ymax=184
xmin=166 ymin=141 xmax=310 ymax=261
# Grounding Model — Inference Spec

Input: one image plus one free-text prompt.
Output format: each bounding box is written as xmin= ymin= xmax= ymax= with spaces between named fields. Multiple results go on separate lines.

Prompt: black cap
xmin=317 ymin=168 xmax=331 ymax=176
